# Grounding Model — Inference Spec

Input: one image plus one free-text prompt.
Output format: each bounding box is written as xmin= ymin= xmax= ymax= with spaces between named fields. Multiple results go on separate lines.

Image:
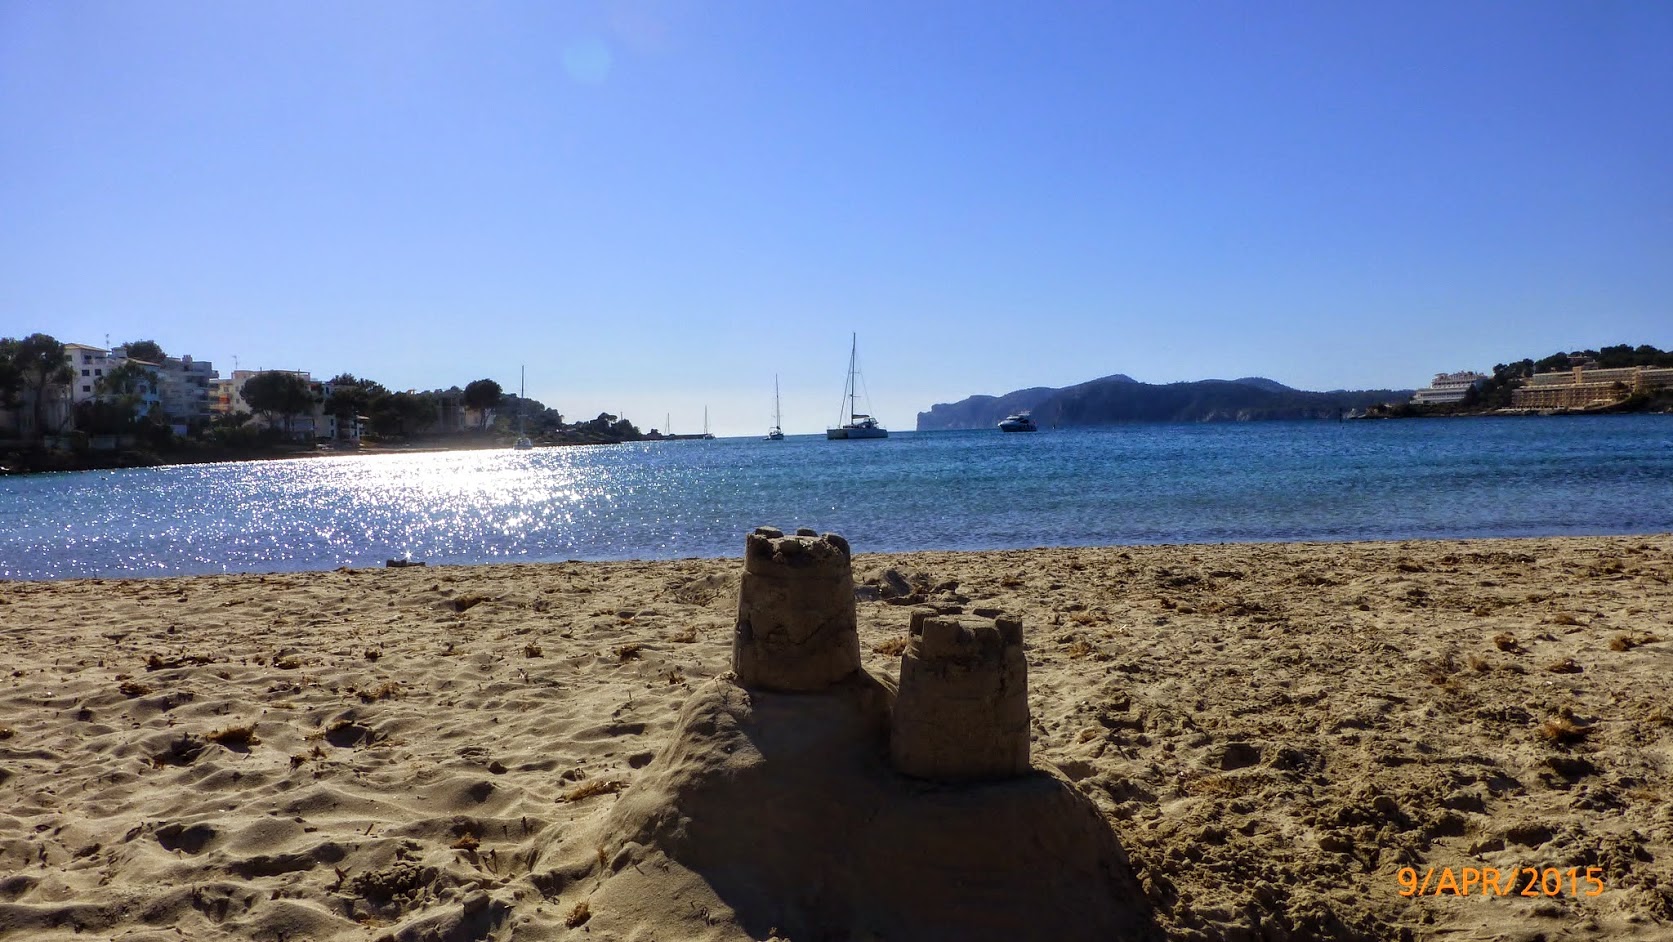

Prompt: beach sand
xmin=2 ymin=534 xmax=1671 ymax=940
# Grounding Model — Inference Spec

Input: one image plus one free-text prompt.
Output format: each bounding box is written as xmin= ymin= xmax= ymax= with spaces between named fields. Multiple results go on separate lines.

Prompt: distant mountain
xmin=1230 ymin=377 xmax=1295 ymax=393
xmin=916 ymin=375 xmax=1410 ymax=430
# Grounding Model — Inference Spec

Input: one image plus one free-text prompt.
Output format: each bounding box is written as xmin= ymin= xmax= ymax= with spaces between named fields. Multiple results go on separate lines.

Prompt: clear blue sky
xmin=3 ymin=1 xmax=1669 ymax=436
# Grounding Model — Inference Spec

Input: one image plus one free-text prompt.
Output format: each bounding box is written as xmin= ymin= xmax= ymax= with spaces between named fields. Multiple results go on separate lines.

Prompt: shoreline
xmin=4 ymin=533 xmax=1672 ymax=939
xmin=0 ymin=435 xmax=650 ymax=477
xmin=10 ymin=529 xmax=1673 ymax=584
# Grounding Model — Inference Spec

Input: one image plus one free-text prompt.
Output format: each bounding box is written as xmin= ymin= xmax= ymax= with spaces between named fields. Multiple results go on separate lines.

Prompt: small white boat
xmin=998 ymin=411 xmax=1038 ymax=433
xmin=827 ymin=333 xmax=887 ymax=440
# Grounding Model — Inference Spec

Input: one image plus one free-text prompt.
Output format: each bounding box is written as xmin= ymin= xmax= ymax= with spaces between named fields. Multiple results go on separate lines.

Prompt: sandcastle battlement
xmin=912 ymin=608 xmax=1025 ymax=657
xmin=732 ymin=526 xmax=861 ymax=692
xmin=891 ymin=611 xmax=1031 ymax=782
xmin=742 ymin=526 xmax=851 ymax=573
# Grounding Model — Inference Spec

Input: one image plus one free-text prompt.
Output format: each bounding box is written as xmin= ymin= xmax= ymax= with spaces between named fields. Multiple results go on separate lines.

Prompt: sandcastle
xmin=562 ymin=528 xmax=1151 ymax=941
xmin=891 ymin=610 xmax=1031 ymax=781
xmin=732 ymin=525 xmax=1031 ymax=781
xmin=732 ymin=526 xmax=861 ymax=692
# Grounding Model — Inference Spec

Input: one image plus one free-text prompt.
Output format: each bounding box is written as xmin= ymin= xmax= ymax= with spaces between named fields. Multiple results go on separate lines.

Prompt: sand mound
xmin=541 ymin=672 xmax=1160 ymax=941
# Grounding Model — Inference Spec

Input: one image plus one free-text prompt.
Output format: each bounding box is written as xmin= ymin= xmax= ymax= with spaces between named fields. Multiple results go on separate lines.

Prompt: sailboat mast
xmin=848 ymin=332 xmax=858 ymax=421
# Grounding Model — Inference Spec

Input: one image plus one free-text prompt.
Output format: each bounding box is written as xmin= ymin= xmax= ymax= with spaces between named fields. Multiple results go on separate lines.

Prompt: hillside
xmin=917 ymin=375 xmax=1409 ymax=430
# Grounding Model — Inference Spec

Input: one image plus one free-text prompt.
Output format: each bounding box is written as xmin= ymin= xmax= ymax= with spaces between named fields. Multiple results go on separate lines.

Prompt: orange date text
xmin=1397 ymin=866 xmax=1605 ymax=898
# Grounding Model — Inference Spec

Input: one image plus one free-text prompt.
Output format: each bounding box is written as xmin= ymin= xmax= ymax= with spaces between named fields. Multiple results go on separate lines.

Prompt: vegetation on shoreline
xmin=0 ymin=331 xmax=659 ymax=475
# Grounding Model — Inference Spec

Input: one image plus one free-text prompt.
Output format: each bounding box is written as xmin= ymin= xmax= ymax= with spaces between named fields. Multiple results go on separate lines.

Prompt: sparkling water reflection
xmin=3 ymin=416 xmax=1672 ymax=580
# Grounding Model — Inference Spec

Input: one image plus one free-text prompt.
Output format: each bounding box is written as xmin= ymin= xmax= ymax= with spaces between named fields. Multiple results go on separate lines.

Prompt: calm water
xmin=3 ymin=417 xmax=1672 ymax=581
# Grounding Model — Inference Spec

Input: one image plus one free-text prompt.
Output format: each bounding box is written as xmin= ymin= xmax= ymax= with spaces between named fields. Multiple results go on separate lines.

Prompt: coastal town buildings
xmin=209 ymin=370 xmax=269 ymax=417
xmin=5 ymin=334 xmax=529 ymax=449
xmin=55 ymin=342 xmax=217 ymax=435
xmin=210 ymin=370 xmax=364 ymax=442
xmin=1410 ymin=371 xmax=1489 ymax=405
xmin=1511 ymin=365 xmax=1673 ymax=410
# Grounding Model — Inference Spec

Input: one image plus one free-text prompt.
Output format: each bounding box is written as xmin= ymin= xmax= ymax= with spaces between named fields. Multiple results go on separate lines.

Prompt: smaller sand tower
xmin=891 ymin=611 xmax=1031 ymax=782
xmin=732 ymin=526 xmax=861 ymax=692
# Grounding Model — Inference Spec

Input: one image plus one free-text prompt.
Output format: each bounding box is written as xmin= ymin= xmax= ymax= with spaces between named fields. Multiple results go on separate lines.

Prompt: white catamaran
xmin=826 ymin=333 xmax=887 ymax=440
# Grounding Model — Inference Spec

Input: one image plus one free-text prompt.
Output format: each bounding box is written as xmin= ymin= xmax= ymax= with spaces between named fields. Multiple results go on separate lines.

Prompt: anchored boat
xmin=998 ymin=411 xmax=1038 ymax=433
xmin=513 ymin=365 xmax=534 ymax=449
xmin=827 ymin=334 xmax=887 ymax=440
xmin=767 ymin=375 xmax=785 ymax=441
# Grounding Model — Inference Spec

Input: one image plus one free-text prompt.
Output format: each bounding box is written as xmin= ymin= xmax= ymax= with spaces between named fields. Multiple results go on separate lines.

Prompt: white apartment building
xmin=154 ymin=355 xmax=216 ymax=431
xmin=64 ymin=343 xmax=114 ymax=404
xmin=65 ymin=343 xmax=163 ymax=421
xmin=1411 ymin=371 xmax=1489 ymax=405
xmin=64 ymin=343 xmax=218 ymax=434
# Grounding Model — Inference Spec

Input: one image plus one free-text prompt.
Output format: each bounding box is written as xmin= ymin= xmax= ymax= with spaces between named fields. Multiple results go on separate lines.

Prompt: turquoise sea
xmin=3 ymin=416 xmax=1672 ymax=581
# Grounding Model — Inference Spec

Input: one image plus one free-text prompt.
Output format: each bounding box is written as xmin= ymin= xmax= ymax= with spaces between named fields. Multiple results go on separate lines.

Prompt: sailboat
xmin=767 ymin=375 xmax=785 ymax=440
xmin=666 ymin=407 xmax=715 ymax=441
xmin=826 ymin=333 xmax=887 ymax=440
xmin=512 ymin=366 xmax=533 ymax=450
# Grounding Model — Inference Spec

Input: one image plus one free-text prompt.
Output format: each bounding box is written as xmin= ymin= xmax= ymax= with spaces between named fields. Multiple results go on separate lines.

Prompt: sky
xmin=2 ymin=2 xmax=1670 ymax=437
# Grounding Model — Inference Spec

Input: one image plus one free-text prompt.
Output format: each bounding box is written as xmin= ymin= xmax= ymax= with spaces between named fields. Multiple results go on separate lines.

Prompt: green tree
xmin=1634 ymin=344 xmax=1673 ymax=367
xmin=122 ymin=339 xmax=166 ymax=363
xmin=1534 ymin=352 xmax=1573 ymax=374
xmin=463 ymin=379 xmax=503 ymax=431
xmin=88 ymin=361 xmax=161 ymax=429
xmin=12 ymin=333 xmax=73 ymax=440
xmin=513 ymin=397 xmax=563 ymax=433
xmin=99 ymin=360 xmax=159 ymax=399
xmin=322 ymin=374 xmax=387 ymax=438
xmin=240 ymin=371 xmax=316 ymax=436
xmin=74 ymin=398 xmax=137 ymax=435
xmin=369 ymin=391 xmax=437 ymax=438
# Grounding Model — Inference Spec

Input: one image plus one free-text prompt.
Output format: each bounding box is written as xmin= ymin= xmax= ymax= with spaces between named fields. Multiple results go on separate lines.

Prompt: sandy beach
xmin=3 ymin=534 xmax=1672 ymax=941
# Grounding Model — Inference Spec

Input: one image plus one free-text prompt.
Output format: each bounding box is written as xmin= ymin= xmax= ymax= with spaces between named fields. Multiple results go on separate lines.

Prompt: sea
xmin=3 ymin=416 xmax=1672 ymax=581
